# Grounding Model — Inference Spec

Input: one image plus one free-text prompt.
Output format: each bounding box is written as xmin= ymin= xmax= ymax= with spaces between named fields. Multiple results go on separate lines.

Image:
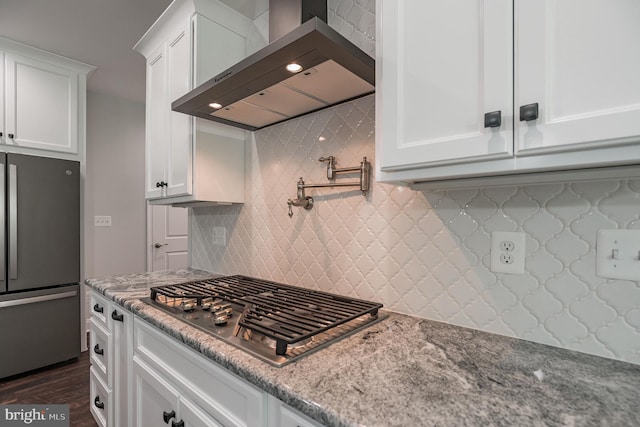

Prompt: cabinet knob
xmin=519 ymin=103 xmax=539 ymax=121
xmin=8 ymin=134 xmax=14 ymax=139
xmin=156 ymin=181 xmax=168 ymax=188
xmin=484 ymin=111 xmax=502 ymax=128
xmin=94 ymin=396 xmax=104 ymax=410
xmin=163 ymin=410 xmax=176 ymax=423
xmin=93 ymin=344 xmax=104 ymax=356
xmin=93 ymin=303 xmax=104 ymax=313
xmin=171 ymin=421 xmax=184 ymax=427
xmin=111 ymin=310 xmax=124 ymax=322
xmin=0 ymin=132 xmax=3 ymax=137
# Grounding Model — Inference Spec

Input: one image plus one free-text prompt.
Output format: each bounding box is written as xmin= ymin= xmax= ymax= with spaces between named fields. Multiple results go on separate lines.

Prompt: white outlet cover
xmin=94 ymin=215 xmax=112 ymax=227
xmin=596 ymin=229 xmax=640 ymax=280
xmin=490 ymin=231 xmax=526 ymax=274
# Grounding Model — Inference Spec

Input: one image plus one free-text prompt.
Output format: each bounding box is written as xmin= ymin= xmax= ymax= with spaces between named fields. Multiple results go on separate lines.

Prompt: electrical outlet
xmin=596 ymin=229 xmax=640 ymax=280
xmin=94 ymin=216 xmax=112 ymax=227
xmin=212 ymin=226 xmax=226 ymax=246
xmin=490 ymin=231 xmax=525 ymax=274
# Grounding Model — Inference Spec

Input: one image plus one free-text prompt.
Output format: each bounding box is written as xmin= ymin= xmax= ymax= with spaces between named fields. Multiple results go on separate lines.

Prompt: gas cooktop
xmin=141 ymin=275 xmax=386 ymax=367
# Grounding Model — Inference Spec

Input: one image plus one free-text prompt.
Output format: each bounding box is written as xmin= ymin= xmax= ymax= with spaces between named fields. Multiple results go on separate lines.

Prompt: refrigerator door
xmin=6 ymin=154 xmax=80 ymax=292
xmin=0 ymin=153 xmax=5 ymax=293
xmin=0 ymin=284 xmax=80 ymax=378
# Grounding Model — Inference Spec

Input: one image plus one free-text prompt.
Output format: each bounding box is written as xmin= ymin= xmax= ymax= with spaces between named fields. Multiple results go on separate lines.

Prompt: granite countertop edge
xmin=85 ymin=269 xmax=640 ymax=427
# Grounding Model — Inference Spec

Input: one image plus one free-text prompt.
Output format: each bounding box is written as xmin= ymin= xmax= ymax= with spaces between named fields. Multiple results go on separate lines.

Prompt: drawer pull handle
xmin=93 ymin=303 xmax=103 ymax=313
xmin=484 ymin=110 xmax=502 ymax=128
xmin=172 ymin=420 xmax=184 ymax=427
xmin=163 ymin=410 xmax=176 ymax=423
xmin=519 ymin=102 xmax=539 ymax=121
xmin=111 ymin=310 xmax=124 ymax=322
xmin=94 ymin=396 xmax=104 ymax=409
xmin=93 ymin=344 xmax=104 ymax=356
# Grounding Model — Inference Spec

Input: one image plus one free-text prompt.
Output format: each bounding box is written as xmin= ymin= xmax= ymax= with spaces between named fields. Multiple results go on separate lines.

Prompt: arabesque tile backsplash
xmin=190 ymin=0 xmax=640 ymax=364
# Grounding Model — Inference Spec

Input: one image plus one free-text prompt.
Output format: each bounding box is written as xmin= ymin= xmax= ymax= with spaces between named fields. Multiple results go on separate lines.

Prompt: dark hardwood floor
xmin=0 ymin=346 xmax=97 ymax=427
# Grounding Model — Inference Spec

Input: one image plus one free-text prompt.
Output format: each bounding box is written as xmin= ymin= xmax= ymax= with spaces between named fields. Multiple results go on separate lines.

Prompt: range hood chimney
xmin=171 ymin=0 xmax=375 ymax=131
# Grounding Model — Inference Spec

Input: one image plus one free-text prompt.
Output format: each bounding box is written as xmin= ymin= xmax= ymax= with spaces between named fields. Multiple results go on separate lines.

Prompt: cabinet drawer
xmin=270 ymin=398 xmax=324 ymax=427
xmin=134 ymin=318 xmax=266 ymax=427
xmin=90 ymin=292 xmax=109 ymax=328
xmin=90 ymin=366 xmax=111 ymax=427
xmin=280 ymin=404 xmax=323 ymax=427
xmin=89 ymin=318 xmax=111 ymax=384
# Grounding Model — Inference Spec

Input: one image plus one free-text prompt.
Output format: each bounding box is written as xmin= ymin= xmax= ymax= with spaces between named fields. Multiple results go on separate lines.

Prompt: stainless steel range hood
xmin=171 ymin=0 xmax=375 ymax=131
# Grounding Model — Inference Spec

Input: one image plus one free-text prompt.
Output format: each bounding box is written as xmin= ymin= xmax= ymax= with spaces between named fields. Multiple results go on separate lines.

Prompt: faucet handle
xmin=319 ymin=156 xmax=335 ymax=180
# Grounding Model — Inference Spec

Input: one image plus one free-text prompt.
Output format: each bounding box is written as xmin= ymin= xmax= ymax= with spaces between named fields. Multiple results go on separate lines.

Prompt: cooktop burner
xmin=141 ymin=275 xmax=386 ymax=367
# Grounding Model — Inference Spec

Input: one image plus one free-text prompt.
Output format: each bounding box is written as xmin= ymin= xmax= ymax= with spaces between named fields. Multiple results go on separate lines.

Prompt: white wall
xmin=85 ymin=91 xmax=146 ymax=279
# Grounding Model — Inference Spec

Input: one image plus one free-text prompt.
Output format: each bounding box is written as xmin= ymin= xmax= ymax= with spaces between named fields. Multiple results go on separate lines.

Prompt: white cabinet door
xmin=515 ymin=0 xmax=640 ymax=156
xmin=179 ymin=396 xmax=224 ymax=427
xmin=132 ymin=357 xmax=181 ymax=427
xmin=4 ymin=53 xmax=78 ymax=153
xmin=377 ymin=0 xmax=513 ymax=171
xmin=111 ymin=307 xmax=133 ymax=427
xmin=145 ymin=45 xmax=168 ymax=199
xmin=166 ymin=26 xmax=192 ymax=198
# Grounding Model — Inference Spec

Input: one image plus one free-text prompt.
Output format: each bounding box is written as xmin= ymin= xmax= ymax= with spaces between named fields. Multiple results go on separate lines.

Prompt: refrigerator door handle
xmin=9 ymin=164 xmax=17 ymax=280
xmin=0 ymin=162 xmax=4 ymax=281
xmin=0 ymin=289 xmax=78 ymax=308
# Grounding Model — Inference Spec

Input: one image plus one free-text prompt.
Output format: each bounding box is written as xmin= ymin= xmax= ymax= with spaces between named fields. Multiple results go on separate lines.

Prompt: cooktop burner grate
xmin=147 ymin=275 xmax=384 ymax=363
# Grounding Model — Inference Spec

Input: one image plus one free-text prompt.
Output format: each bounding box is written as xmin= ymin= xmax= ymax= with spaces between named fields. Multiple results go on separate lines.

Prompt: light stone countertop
xmin=85 ymin=269 xmax=640 ymax=427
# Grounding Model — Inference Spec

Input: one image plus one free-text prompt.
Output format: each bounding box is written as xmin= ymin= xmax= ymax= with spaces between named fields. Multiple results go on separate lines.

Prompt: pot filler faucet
xmin=287 ymin=156 xmax=370 ymax=217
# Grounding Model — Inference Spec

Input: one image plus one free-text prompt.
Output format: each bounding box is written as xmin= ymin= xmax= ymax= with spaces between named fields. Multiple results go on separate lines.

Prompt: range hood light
xmin=286 ymin=63 xmax=303 ymax=73
xmin=209 ymin=102 xmax=223 ymax=109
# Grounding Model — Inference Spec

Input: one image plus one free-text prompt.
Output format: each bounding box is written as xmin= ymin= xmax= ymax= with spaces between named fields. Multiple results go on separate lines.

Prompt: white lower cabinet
xmin=268 ymin=398 xmax=324 ymax=427
xmin=88 ymin=291 xmax=133 ymax=427
xmin=133 ymin=356 xmax=224 ymax=427
xmin=90 ymin=298 xmax=327 ymax=427
xmin=132 ymin=316 xmax=325 ymax=427
xmin=90 ymin=366 xmax=111 ymax=427
xmin=133 ymin=318 xmax=266 ymax=427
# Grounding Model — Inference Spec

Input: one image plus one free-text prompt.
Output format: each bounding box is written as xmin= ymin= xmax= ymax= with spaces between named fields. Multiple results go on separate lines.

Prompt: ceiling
xmin=0 ymin=0 xmax=174 ymax=103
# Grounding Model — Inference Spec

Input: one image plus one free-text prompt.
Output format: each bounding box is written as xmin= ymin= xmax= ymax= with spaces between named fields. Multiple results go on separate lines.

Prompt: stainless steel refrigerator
xmin=0 ymin=153 xmax=80 ymax=379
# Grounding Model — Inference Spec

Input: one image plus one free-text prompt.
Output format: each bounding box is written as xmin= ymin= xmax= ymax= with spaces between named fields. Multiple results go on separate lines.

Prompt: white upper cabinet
xmin=166 ymin=26 xmax=192 ymax=198
xmin=0 ymin=38 xmax=93 ymax=161
xmin=377 ymin=0 xmax=513 ymax=169
xmin=145 ymin=45 xmax=168 ymax=199
xmin=135 ymin=0 xmax=248 ymax=205
xmin=5 ymin=53 xmax=78 ymax=153
xmin=514 ymin=0 xmax=640 ymax=155
xmin=376 ymin=0 xmax=640 ymax=186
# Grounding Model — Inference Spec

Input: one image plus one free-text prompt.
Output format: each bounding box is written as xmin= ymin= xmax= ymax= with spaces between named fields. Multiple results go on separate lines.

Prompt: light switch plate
xmin=490 ymin=231 xmax=526 ymax=274
xmin=596 ymin=229 xmax=640 ymax=280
